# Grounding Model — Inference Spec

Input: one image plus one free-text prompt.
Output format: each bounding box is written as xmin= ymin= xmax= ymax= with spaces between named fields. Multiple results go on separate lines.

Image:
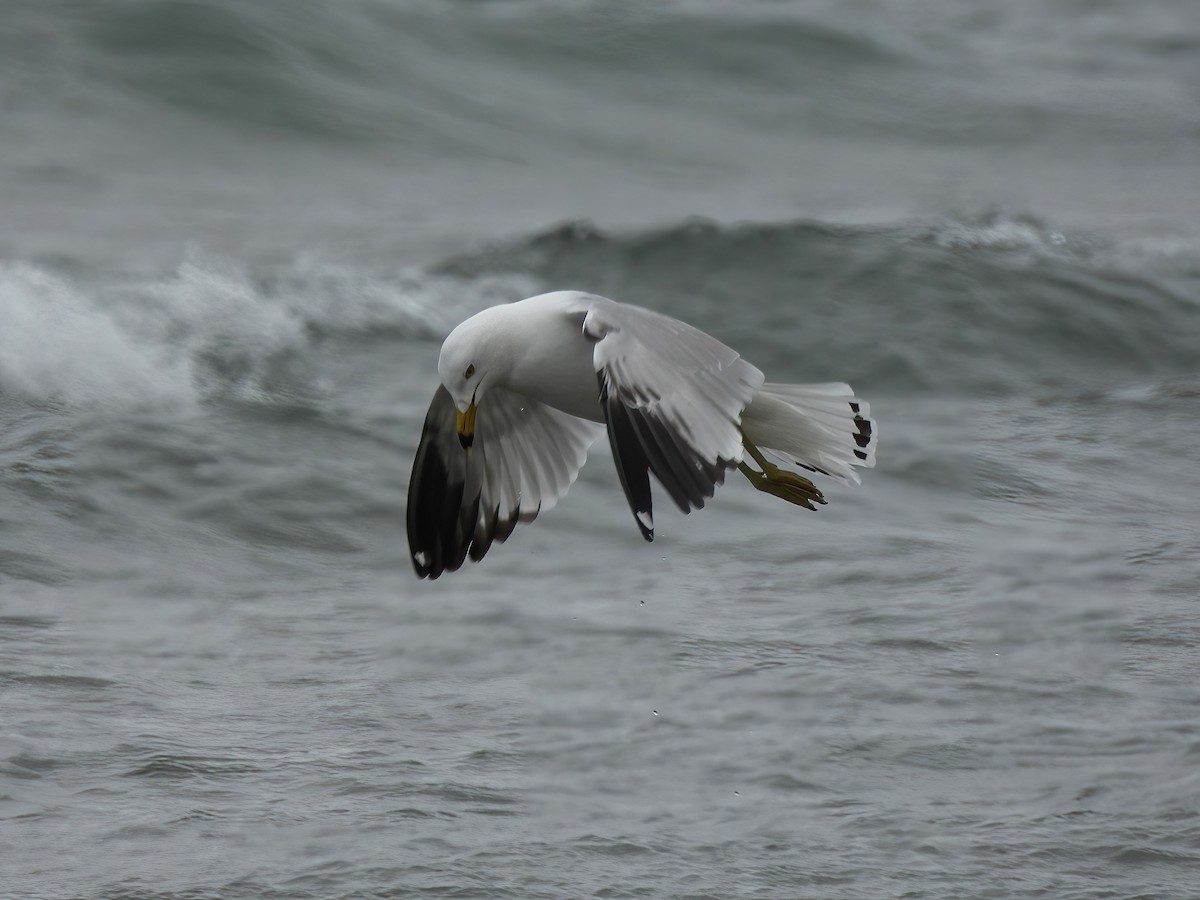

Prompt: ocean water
xmin=3 ymin=2 xmax=1200 ymax=897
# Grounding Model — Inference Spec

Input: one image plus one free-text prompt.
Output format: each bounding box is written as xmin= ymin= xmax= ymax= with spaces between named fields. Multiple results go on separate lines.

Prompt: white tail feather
xmin=740 ymin=382 xmax=876 ymax=484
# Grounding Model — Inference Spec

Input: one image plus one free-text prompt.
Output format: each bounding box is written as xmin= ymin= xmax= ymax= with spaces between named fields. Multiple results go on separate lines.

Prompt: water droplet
xmin=652 ymin=710 xmax=658 ymax=716
xmin=733 ymin=791 xmax=740 ymax=796
xmin=639 ymin=600 xmax=644 ymax=606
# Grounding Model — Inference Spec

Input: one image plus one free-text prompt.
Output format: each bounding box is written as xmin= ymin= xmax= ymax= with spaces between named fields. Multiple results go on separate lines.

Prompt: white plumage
xmin=407 ymin=291 xmax=875 ymax=578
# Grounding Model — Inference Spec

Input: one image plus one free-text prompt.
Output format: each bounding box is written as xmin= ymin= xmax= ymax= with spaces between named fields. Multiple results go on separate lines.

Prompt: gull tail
xmin=739 ymin=382 xmax=876 ymax=494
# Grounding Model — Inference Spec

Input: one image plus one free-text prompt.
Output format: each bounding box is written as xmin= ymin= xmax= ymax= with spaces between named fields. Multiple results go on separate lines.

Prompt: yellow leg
xmin=738 ymin=436 xmax=826 ymax=510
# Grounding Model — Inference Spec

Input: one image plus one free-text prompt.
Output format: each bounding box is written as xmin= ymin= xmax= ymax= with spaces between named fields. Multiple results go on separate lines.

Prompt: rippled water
xmin=3 ymin=1 xmax=1200 ymax=897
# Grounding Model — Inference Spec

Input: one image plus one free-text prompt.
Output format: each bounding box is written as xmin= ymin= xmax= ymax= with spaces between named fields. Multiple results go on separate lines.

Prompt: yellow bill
xmin=456 ymin=402 xmax=477 ymax=451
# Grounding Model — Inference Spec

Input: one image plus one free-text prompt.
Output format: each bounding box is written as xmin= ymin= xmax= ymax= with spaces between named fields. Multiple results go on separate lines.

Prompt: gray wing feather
xmin=582 ymin=298 xmax=764 ymax=539
xmin=407 ymin=385 xmax=602 ymax=578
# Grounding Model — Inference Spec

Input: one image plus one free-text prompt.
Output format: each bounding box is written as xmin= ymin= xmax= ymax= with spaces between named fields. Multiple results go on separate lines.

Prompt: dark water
xmin=3 ymin=2 xmax=1200 ymax=898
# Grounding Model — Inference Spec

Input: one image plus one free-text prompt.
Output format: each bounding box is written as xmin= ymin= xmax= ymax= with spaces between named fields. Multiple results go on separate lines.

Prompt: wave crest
xmin=437 ymin=215 xmax=1200 ymax=394
xmin=0 ymin=257 xmax=535 ymax=410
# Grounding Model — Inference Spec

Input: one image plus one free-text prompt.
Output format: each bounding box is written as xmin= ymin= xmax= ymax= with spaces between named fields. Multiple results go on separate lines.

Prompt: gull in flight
xmin=407 ymin=291 xmax=875 ymax=578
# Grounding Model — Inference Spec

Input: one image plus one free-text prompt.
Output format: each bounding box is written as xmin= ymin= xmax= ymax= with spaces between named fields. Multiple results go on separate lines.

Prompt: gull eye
xmin=464 ymin=364 xmax=475 ymax=379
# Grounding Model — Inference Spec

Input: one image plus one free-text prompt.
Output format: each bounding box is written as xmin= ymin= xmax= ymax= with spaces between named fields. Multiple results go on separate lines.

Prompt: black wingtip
xmin=599 ymin=373 xmax=657 ymax=544
xmin=635 ymin=510 xmax=654 ymax=542
xmin=407 ymin=386 xmax=478 ymax=580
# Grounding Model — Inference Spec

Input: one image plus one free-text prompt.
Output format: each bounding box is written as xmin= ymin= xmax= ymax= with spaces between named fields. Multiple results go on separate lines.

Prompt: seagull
xmin=407 ymin=291 xmax=875 ymax=578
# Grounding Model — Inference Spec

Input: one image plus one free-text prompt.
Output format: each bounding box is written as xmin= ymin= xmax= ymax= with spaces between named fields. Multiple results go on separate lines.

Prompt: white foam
xmin=920 ymin=213 xmax=1071 ymax=256
xmin=0 ymin=262 xmax=195 ymax=409
xmin=122 ymin=258 xmax=308 ymax=403
xmin=0 ymin=255 xmax=541 ymax=412
xmin=272 ymin=257 xmax=539 ymax=337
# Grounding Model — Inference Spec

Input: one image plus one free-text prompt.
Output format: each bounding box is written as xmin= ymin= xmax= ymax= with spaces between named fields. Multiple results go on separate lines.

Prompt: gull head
xmin=437 ymin=309 xmax=506 ymax=451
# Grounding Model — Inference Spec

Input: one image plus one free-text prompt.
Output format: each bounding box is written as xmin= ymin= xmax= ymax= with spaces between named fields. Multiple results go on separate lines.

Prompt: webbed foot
xmin=737 ymin=436 xmax=827 ymax=510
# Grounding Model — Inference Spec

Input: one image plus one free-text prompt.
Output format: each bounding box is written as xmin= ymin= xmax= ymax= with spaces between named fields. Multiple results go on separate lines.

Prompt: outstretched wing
xmin=582 ymin=297 xmax=764 ymax=541
xmin=407 ymin=385 xmax=602 ymax=579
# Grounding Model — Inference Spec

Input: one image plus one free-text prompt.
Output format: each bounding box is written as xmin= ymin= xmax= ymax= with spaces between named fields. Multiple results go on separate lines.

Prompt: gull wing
xmin=406 ymin=385 xmax=602 ymax=579
xmin=582 ymin=297 xmax=764 ymax=541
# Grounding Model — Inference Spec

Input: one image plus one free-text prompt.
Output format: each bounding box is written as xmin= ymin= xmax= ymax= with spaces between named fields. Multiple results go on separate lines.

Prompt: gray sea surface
xmin=3 ymin=1 xmax=1199 ymax=898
